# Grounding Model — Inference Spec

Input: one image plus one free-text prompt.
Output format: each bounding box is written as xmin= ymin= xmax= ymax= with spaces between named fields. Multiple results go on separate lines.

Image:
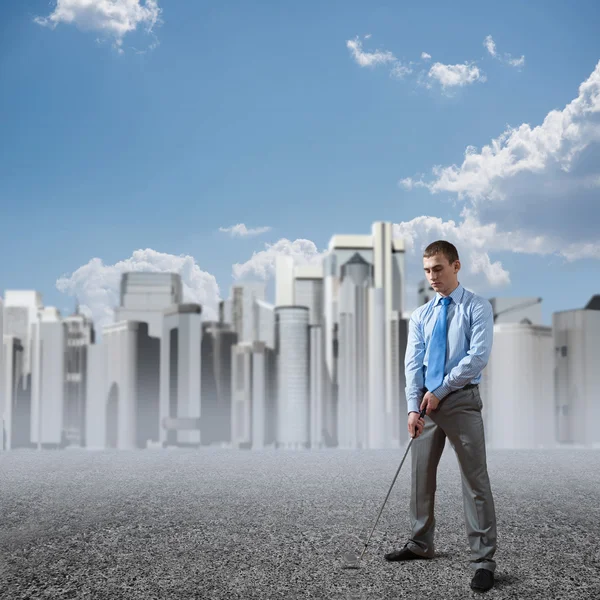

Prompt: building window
xmin=561 ymin=346 xmax=567 ymax=357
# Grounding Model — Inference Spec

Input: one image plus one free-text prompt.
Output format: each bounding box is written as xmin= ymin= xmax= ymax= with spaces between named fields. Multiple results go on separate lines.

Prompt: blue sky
xmin=1 ymin=0 xmax=599 ymax=330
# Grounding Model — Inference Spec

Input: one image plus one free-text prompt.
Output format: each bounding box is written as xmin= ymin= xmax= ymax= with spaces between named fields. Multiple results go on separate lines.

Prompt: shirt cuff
xmin=431 ymin=381 xmax=453 ymax=401
xmin=407 ymin=398 xmax=421 ymax=414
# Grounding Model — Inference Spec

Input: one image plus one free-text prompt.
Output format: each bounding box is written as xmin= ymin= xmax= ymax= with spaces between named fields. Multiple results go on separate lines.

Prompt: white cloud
xmin=427 ymin=61 xmax=486 ymax=90
xmin=390 ymin=63 xmax=413 ymax=79
xmin=232 ymin=238 xmax=327 ymax=280
xmin=483 ymin=35 xmax=497 ymax=57
xmin=508 ymin=55 xmax=525 ymax=68
xmin=56 ymin=248 xmax=220 ymax=334
xmin=346 ymin=36 xmax=396 ymax=68
xmin=34 ymin=0 xmax=161 ymax=53
xmin=421 ymin=52 xmax=431 ymax=61
xmin=400 ymin=60 xmax=600 ymax=262
xmin=393 ymin=212 xmax=511 ymax=291
xmin=483 ymin=34 xmax=525 ymax=69
xmin=219 ymin=224 xmax=272 ymax=237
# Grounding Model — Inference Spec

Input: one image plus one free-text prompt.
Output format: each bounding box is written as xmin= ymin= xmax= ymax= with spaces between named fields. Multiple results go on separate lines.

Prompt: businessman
xmin=384 ymin=240 xmax=497 ymax=593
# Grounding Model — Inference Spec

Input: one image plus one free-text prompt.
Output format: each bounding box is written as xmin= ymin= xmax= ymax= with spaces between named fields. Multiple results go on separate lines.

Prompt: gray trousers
xmin=406 ymin=385 xmax=497 ymax=573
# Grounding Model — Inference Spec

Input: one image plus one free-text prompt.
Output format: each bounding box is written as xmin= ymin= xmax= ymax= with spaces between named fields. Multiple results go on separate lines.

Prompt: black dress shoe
xmin=384 ymin=544 xmax=430 ymax=562
xmin=470 ymin=568 xmax=494 ymax=592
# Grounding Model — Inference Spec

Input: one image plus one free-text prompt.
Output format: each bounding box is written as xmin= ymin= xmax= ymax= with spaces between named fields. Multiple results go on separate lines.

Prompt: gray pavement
xmin=1 ymin=447 xmax=599 ymax=599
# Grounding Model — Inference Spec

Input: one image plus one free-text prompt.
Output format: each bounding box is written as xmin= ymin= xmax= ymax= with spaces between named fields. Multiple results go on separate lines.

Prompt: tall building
xmin=275 ymin=306 xmax=310 ymax=449
xmin=201 ymin=321 xmax=237 ymax=445
xmin=553 ymin=295 xmax=600 ymax=448
xmin=161 ymin=304 xmax=203 ymax=447
xmin=294 ymin=264 xmax=326 ymax=448
xmin=3 ymin=291 xmax=43 ymax=448
xmin=115 ymin=272 xmax=182 ymax=337
xmin=2 ymin=335 xmax=23 ymax=450
xmin=31 ymin=307 xmax=66 ymax=449
xmin=323 ymin=222 xmax=406 ymax=449
xmin=337 ymin=253 xmax=372 ymax=448
xmin=229 ymin=282 xmax=266 ymax=344
xmin=250 ymin=340 xmax=277 ymax=450
xmin=63 ymin=307 xmax=95 ymax=447
xmin=275 ymin=255 xmax=295 ymax=307
xmin=231 ymin=342 xmax=253 ymax=448
xmin=255 ymin=299 xmax=275 ymax=349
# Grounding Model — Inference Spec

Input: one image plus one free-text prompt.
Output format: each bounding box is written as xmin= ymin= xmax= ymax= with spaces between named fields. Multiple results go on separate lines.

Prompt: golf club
xmin=342 ymin=407 xmax=427 ymax=570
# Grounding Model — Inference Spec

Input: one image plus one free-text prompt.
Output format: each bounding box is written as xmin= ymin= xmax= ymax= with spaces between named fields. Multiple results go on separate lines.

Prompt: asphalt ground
xmin=1 ymin=447 xmax=599 ymax=599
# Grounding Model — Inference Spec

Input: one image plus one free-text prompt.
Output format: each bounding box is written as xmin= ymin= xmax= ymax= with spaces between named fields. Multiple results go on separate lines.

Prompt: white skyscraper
xmin=31 ymin=307 xmax=66 ymax=448
xmin=228 ymin=282 xmax=267 ymax=344
xmin=337 ymin=253 xmax=372 ymax=448
xmin=275 ymin=255 xmax=295 ymax=307
xmin=323 ymin=222 xmax=406 ymax=449
xmin=275 ymin=306 xmax=310 ymax=449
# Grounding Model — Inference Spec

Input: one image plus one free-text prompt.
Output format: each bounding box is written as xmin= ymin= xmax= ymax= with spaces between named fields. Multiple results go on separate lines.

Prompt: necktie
xmin=425 ymin=296 xmax=451 ymax=391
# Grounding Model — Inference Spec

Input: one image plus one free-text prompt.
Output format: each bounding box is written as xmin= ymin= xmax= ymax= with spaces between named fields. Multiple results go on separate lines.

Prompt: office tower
xmin=231 ymin=342 xmax=253 ymax=448
xmin=87 ymin=321 xmax=143 ymax=450
xmin=275 ymin=306 xmax=310 ymax=448
xmin=63 ymin=307 xmax=95 ymax=447
xmin=275 ymin=255 xmax=295 ymax=307
xmin=294 ymin=265 xmax=324 ymax=325
xmin=367 ymin=287 xmax=386 ymax=448
xmin=161 ymin=304 xmax=202 ymax=446
xmin=324 ymin=222 xmax=406 ymax=449
xmin=553 ymin=295 xmax=600 ymax=448
xmin=220 ymin=299 xmax=233 ymax=326
xmin=201 ymin=321 xmax=237 ymax=445
xmin=489 ymin=297 xmax=543 ymax=324
xmin=309 ymin=324 xmax=325 ymax=449
xmin=480 ymin=322 xmax=554 ymax=449
xmin=2 ymin=335 xmax=23 ymax=450
xmin=294 ymin=264 xmax=326 ymax=448
xmin=3 ymin=290 xmax=43 ymax=378
xmin=229 ymin=282 xmax=267 ymax=344
xmin=30 ymin=307 xmax=66 ymax=449
xmin=418 ymin=279 xmax=434 ymax=305
xmin=255 ymin=299 xmax=275 ymax=349
xmin=250 ymin=340 xmax=277 ymax=450
xmin=337 ymin=253 xmax=372 ymax=448
xmin=115 ymin=272 xmax=182 ymax=337
xmin=3 ymin=291 xmax=43 ymax=447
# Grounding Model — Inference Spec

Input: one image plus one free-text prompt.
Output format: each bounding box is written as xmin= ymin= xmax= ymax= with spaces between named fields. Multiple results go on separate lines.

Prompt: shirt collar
xmin=434 ymin=282 xmax=464 ymax=306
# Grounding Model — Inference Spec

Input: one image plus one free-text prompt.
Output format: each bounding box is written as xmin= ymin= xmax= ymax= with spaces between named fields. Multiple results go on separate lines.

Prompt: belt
xmin=425 ymin=383 xmax=478 ymax=393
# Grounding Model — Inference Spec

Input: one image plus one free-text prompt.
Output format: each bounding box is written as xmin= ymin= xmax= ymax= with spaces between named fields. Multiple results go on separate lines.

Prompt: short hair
xmin=423 ymin=240 xmax=459 ymax=264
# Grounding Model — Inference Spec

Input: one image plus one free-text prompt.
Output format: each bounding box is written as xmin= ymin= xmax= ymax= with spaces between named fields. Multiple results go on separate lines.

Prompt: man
xmin=384 ymin=240 xmax=497 ymax=593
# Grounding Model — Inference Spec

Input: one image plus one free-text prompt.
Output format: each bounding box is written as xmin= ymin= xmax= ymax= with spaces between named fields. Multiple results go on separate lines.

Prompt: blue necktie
xmin=425 ymin=296 xmax=451 ymax=391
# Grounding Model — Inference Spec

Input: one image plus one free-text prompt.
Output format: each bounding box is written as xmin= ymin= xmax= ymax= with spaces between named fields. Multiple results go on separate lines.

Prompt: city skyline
xmin=2 ymin=221 xmax=599 ymax=452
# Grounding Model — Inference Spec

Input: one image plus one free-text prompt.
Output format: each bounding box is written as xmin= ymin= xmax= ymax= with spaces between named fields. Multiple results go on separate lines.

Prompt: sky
xmin=1 ymin=0 xmax=599 ymax=332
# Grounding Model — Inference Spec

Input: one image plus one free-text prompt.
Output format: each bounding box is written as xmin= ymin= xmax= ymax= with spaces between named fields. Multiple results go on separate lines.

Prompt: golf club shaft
xmin=358 ymin=407 xmax=426 ymax=561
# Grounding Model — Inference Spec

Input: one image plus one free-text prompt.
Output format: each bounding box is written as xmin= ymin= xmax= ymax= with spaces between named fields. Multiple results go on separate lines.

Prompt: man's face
xmin=423 ymin=253 xmax=460 ymax=296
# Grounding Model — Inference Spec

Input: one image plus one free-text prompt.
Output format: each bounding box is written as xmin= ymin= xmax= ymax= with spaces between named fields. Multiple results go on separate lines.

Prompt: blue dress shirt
xmin=404 ymin=282 xmax=494 ymax=414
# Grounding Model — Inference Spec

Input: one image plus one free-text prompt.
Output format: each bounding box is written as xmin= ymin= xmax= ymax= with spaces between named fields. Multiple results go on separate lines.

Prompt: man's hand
xmin=408 ymin=411 xmax=425 ymax=439
xmin=420 ymin=391 xmax=440 ymax=416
